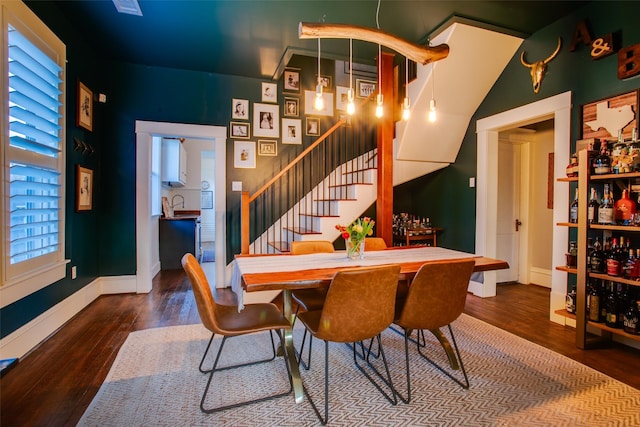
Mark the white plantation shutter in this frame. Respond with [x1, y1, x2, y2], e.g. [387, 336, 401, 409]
[2, 1, 66, 295]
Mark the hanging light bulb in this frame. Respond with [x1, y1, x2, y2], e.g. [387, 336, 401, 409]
[428, 46, 437, 123]
[402, 57, 410, 121]
[347, 38, 355, 116]
[314, 37, 324, 111]
[375, 43, 383, 118]
[428, 98, 437, 122]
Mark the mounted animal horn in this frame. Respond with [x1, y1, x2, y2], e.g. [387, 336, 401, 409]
[520, 37, 562, 94]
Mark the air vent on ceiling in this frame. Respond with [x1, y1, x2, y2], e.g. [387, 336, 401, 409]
[112, 0, 142, 16]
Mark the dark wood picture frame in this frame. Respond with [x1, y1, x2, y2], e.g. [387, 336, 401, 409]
[76, 165, 93, 211]
[77, 81, 93, 131]
[581, 90, 639, 141]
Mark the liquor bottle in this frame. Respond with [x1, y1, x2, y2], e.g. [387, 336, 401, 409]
[587, 187, 599, 224]
[565, 153, 578, 177]
[592, 140, 611, 175]
[612, 130, 628, 174]
[630, 128, 640, 172]
[587, 237, 594, 268]
[606, 238, 622, 277]
[623, 300, 640, 335]
[605, 282, 621, 328]
[617, 284, 630, 329]
[623, 248, 636, 279]
[569, 187, 579, 223]
[590, 237, 605, 273]
[614, 188, 636, 225]
[588, 280, 602, 322]
[598, 184, 615, 225]
[566, 287, 576, 314]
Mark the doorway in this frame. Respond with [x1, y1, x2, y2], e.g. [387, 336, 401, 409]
[475, 91, 571, 306]
[135, 121, 227, 293]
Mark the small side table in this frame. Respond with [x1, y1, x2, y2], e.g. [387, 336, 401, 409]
[393, 227, 443, 247]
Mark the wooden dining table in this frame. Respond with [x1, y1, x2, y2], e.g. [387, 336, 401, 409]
[231, 246, 508, 404]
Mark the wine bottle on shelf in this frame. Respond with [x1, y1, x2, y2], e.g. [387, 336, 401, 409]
[623, 248, 636, 279]
[623, 299, 640, 335]
[592, 140, 611, 175]
[590, 237, 605, 273]
[588, 280, 602, 322]
[588, 187, 599, 224]
[614, 188, 636, 225]
[607, 238, 622, 277]
[569, 187, 579, 223]
[605, 282, 618, 327]
[618, 284, 630, 329]
[598, 184, 615, 225]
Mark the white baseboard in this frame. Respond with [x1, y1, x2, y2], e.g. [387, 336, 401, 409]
[0, 275, 136, 360]
[529, 267, 552, 288]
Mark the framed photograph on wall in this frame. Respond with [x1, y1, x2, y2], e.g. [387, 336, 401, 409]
[234, 140, 256, 169]
[284, 97, 299, 117]
[76, 165, 93, 211]
[336, 86, 350, 111]
[77, 81, 93, 131]
[356, 79, 377, 99]
[261, 82, 277, 103]
[231, 98, 249, 120]
[230, 121, 250, 139]
[282, 118, 302, 144]
[258, 140, 278, 156]
[283, 68, 300, 93]
[253, 103, 280, 138]
[304, 90, 334, 117]
[315, 74, 332, 89]
[306, 117, 320, 136]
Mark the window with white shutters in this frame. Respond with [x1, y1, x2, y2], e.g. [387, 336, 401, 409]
[2, 1, 67, 299]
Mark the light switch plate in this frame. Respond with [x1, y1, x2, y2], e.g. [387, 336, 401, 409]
[232, 181, 242, 191]
[469, 177, 476, 188]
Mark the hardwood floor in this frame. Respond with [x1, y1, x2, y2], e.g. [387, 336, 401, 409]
[1, 272, 639, 426]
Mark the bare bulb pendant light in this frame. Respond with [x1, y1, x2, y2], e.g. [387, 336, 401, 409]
[347, 38, 355, 115]
[402, 57, 410, 121]
[428, 40, 437, 122]
[375, 43, 383, 118]
[314, 37, 324, 111]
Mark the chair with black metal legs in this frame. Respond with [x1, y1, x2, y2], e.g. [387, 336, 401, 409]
[289, 240, 335, 369]
[393, 259, 476, 403]
[297, 264, 401, 425]
[181, 253, 293, 413]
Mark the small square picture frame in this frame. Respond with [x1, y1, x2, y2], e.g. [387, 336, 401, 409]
[282, 118, 302, 144]
[356, 79, 377, 99]
[258, 139, 278, 156]
[262, 82, 277, 103]
[336, 86, 350, 111]
[253, 103, 280, 138]
[283, 68, 300, 93]
[77, 81, 93, 131]
[306, 117, 320, 136]
[230, 121, 250, 139]
[76, 165, 93, 211]
[231, 98, 249, 120]
[284, 97, 299, 117]
[234, 140, 256, 169]
[315, 75, 332, 90]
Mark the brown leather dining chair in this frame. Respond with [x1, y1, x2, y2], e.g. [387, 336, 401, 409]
[393, 259, 476, 403]
[181, 253, 293, 413]
[364, 236, 387, 251]
[297, 264, 401, 425]
[289, 240, 335, 369]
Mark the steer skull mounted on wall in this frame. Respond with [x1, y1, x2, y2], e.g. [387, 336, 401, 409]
[520, 37, 562, 94]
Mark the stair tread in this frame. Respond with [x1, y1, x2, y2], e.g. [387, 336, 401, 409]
[269, 241, 290, 252]
[328, 183, 373, 188]
[284, 227, 322, 235]
[342, 167, 376, 175]
[299, 213, 340, 218]
[314, 198, 357, 201]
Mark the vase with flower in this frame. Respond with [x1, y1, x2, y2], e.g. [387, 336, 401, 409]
[335, 217, 375, 260]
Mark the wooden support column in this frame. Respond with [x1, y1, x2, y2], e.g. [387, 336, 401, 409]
[377, 52, 395, 247]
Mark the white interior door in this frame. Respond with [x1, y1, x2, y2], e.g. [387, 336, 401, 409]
[496, 141, 521, 283]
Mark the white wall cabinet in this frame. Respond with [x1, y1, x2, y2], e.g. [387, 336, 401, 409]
[161, 139, 187, 186]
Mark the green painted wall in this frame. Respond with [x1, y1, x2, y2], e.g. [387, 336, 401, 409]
[394, 1, 640, 254]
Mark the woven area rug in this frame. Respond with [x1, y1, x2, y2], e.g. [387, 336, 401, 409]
[78, 314, 640, 426]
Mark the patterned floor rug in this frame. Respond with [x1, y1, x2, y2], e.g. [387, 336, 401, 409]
[78, 314, 640, 426]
